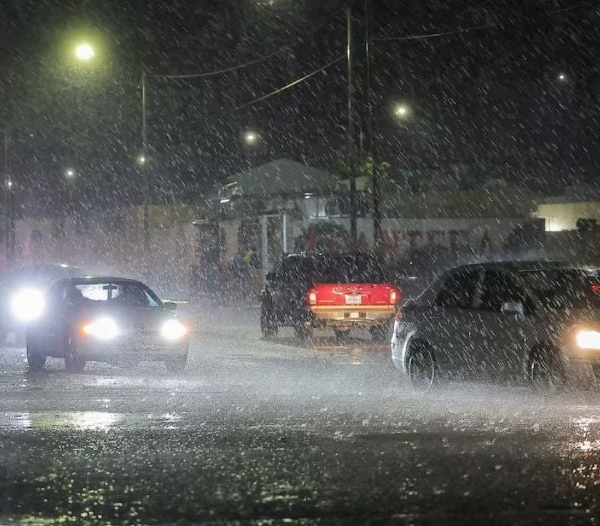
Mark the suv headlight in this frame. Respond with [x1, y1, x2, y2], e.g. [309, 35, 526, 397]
[161, 319, 188, 341]
[577, 330, 600, 350]
[11, 288, 45, 322]
[81, 317, 120, 340]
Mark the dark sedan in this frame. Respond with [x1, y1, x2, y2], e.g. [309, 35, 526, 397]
[26, 277, 190, 372]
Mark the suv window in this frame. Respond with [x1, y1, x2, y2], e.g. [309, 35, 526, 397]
[435, 269, 480, 309]
[480, 271, 526, 312]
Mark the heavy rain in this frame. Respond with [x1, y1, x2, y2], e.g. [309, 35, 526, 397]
[1, 1, 600, 524]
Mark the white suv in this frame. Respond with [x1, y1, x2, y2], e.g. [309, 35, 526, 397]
[392, 261, 600, 391]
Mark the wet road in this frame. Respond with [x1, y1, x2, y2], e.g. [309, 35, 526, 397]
[2, 306, 600, 524]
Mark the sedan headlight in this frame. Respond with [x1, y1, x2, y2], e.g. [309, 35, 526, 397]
[161, 319, 188, 341]
[576, 330, 600, 350]
[81, 317, 120, 340]
[11, 288, 45, 322]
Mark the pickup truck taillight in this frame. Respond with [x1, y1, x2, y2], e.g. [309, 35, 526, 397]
[389, 290, 397, 305]
[307, 288, 317, 305]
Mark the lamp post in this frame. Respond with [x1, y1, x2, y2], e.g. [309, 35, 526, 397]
[64, 168, 76, 215]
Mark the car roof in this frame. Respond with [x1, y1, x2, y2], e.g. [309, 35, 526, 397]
[53, 276, 146, 286]
[447, 260, 599, 273]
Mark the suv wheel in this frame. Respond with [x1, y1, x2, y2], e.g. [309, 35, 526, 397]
[64, 332, 86, 373]
[294, 325, 312, 341]
[165, 353, 187, 373]
[528, 345, 563, 389]
[370, 323, 392, 342]
[260, 303, 278, 338]
[406, 343, 436, 392]
[26, 340, 46, 372]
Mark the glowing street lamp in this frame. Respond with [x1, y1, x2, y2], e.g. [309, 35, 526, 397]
[138, 154, 147, 165]
[558, 72, 568, 83]
[74, 43, 95, 62]
[65, 168, 76, 180]
[393, 103, 411, 119]
[243, 131, 259, 146]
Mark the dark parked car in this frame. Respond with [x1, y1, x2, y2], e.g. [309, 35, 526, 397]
[261, 253, 400, 340]
[26, 277, 190, 372]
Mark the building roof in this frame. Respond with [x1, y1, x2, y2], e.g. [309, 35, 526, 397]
[221, 158, 338, 199]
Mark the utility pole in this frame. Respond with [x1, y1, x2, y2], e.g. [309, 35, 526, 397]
[364, 0, 380, 254]
[347, 7, 357, 248]
[3, 129, 14, 268]
[141, 71, 150, 253]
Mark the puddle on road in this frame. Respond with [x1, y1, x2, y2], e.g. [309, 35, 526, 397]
[0, 411, 188, 432]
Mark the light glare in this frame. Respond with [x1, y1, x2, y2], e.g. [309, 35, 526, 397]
[11, 289, 45, 322]
[576, 330, 600, 350]
[75, 43, 95, 61]
[161, 319, 188, 340]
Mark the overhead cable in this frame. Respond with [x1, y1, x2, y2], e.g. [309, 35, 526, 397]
[235, 55, 344, 110]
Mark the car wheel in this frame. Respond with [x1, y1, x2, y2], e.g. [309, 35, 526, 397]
[26, 339, 46, 372]
[528, 345, 563, 389]
[334, 330, 350, 342]
[165, 353, 187, 373]
[260, 303, 278, 338]
[64, 332, 86, 373]
[294, 325, 312, 341]
[370, 323, 392, 342]
[406, 343, 436, 392]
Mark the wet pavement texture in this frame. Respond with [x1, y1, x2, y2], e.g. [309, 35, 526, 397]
[1, 306, 600, 524]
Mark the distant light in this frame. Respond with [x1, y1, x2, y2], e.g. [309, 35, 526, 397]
[304, 193, 313, 199]
[138, 155, 146, 165]
[75, 43, 95, 61]
[219, 198, 230, 204]
[65, 169, 75, 179]
[243, 131, 258, 145]
[6, 180, 13, 189]
[393, 103, 411, 119]
[558, 72, 568, 82]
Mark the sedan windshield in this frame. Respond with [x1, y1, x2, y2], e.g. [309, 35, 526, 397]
[519, 269, 600, 310]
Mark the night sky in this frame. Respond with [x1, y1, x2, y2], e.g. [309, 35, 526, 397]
[1, 0, 599, 215]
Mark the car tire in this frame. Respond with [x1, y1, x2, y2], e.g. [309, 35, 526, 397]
[370, 323, 392, 342]
[260, 303, 278, 338]
[528, 345, 563, 390]
[294, 325, 312, 341]
[334, 330, 350, 342]
[26, 339, 46, 372]
[64, 332, 86, 373]
[165, 353, 187, 373]
[406, 342, 436, 392]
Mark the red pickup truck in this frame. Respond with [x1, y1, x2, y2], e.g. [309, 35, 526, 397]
[260, 253, 401, 341]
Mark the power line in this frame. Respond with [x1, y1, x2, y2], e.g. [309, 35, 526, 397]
[234, 55, 344, 110]
[373, 22, 501, 43]
[154, 4, 347, 80]
[373, 1, 594, 43]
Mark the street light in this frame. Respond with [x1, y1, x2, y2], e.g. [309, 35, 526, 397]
[393, 103, 411, 119]
[558, 72, 568, 83]
[243, 131, 259, 146]
[65, 168, 76, 180]
[138, 154, 147, 165]
[74, 43, 95, 62]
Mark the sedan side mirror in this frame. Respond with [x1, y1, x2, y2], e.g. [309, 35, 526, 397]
[501, 301, 524, 316]
[164, 301, 177, 311]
